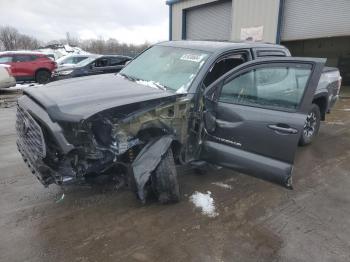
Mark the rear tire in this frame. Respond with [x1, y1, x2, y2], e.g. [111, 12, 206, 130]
[299, 103, 321, 146]
[35, 70, 51, 84]
[152, 148, 180, 204]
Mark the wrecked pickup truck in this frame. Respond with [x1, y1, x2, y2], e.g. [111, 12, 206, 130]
[16, 41, 341, 203]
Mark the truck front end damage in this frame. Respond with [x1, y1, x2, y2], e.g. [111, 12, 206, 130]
[16, 94, 191, 201]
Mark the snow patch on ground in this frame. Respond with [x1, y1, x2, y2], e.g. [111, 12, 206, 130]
[212, 182, 232, 189]
[0, 83, 41, 92]
[325, 121, 345, 126]
[189, 191, 218, 218]
[340, 108, 350, 111]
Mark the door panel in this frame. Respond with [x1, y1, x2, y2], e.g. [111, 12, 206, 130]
[13, 55, 35, 77]
[213, 103, 306, 163]
[201, 140, 292, 186]
[201, 57, 325, 187]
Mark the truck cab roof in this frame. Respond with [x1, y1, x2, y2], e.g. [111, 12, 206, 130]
[157, 40, 288, 53]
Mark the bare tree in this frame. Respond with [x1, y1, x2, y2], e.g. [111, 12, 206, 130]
[0, 25, 41, 51]
[0, 25, 149, 57]
[80, 37, 149, 57]
[17, 35, 40, 50]
[66, 32, 79, 47]
[0, 26, 19, 50]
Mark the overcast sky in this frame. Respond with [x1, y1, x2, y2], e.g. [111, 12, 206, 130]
[0, 0, 169, 44]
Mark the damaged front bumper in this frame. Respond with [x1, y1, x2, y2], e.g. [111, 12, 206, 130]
[16, 95, 183, 200]
[17, 141, 76, 186]
[16, 96, 77, 186]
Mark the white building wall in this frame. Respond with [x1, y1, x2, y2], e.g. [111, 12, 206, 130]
[231, 0, 280, 43]
[170, 0, 280, 43]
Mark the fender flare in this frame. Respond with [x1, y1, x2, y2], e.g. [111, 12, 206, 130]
[312, 93, 328, 119]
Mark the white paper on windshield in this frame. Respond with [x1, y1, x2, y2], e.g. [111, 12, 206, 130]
[180, 54, 205, 63]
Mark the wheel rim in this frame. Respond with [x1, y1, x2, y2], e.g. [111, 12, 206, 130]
[304, 111, 317, 138]
[37, 72, 49, 83]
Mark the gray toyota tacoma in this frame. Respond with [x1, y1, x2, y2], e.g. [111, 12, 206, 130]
[16, 41, 341, 203]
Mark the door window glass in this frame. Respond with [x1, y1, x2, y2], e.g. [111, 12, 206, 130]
[204, 53, 248, 87]
[73, 56, 87, 63]
[0, 56, 13, 63]
[14, 55, 35, 62]
[94, 58, 109, 67]
[219, 65, 312, 110]
[62, 57, 74, 64]
[110, 57, 123, 66]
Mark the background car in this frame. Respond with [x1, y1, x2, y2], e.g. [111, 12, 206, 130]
[0, 51, 57, 84]
[56, 54, 92, 67]
[0, 64, 16, 88]
[52, 55, 131, 81]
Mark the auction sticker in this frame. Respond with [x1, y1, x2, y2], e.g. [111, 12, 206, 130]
[180, 54, 206, 63]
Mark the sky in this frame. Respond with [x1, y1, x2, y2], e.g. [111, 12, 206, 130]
[0, 0, 169, 45]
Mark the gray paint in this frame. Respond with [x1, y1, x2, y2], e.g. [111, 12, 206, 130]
[282, 0, 350, 41]
[201, 57, 325, 187]
[23, 74, 179, 122]
[185, 1, 232, 40]
[202, 140, 293, 186]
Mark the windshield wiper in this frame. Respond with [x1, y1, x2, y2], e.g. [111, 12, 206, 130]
[119, 73, 174, 92]
[119, 73, 139, 82]
[150, 81, 167, 91]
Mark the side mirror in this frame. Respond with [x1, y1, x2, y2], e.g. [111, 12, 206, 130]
[202, 82, 220, 133]
[204, 110, 217, 133]
[204, 81, 222, 102]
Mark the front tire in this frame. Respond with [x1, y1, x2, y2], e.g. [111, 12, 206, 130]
[299, 104, 321, 146]
[152, 148, 180, 204]
[35, 70, 51, 84]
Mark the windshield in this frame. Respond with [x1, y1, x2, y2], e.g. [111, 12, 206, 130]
[120, 46, 210, 92]
[76, 56, 99, 67]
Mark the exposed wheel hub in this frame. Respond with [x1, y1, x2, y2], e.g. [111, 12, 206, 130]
[304, 112, 317, 138]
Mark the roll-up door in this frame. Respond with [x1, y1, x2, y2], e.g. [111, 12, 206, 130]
[186, 1, 232, 41]
[281, 0, 350, 41]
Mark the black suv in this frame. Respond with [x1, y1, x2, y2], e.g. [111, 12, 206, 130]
[52, 54, 132, 80]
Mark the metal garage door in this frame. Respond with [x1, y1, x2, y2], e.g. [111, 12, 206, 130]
[281, 0, 350, 41]
[186, 0, 232, 40]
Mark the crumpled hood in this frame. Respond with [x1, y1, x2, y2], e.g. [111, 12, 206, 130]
[23, 74, 179, 122]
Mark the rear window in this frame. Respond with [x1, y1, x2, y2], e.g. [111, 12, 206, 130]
[0, 56, 13, 63]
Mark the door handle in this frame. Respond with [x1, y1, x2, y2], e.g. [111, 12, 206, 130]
[268, 124, 298, 135]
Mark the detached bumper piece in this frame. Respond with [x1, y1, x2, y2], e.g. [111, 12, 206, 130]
[132, 135, 174, 202]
